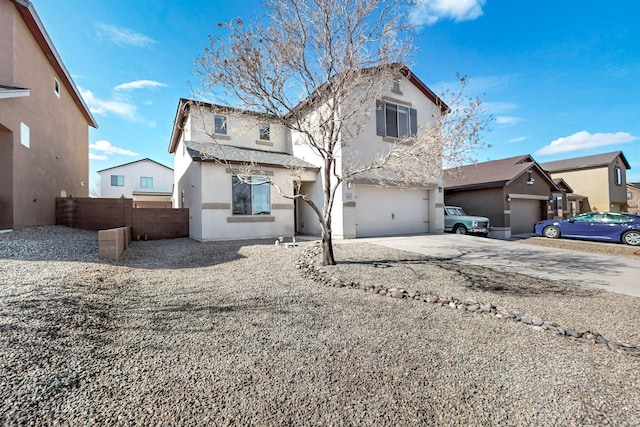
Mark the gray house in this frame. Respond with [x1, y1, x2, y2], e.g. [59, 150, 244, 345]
[443, 155, 560, 239]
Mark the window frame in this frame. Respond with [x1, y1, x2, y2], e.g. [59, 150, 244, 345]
[232, 176, 271, 215]
[54, 78, 61, 98]
[140, 177, 153, 188]
[614, 166, 622, 185]
[259, 123, 270, 141]
[110, 175, 125, 187]
[214, 114, 228, 135]
[376, 100, 417, 139]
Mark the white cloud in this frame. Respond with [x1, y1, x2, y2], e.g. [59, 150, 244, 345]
[95, 23, 155, 48]
[114, 80, 167, 91]
[80, 87, 137, 118]
[90, 140, 138, 157]
[495, 116, 521, 125]
[79, 86, 157, 126]
[509, 136, 528, 143]
[89, 153, 108, 160]
[536, 131, 639, 155]
[411, 0, 485, 26]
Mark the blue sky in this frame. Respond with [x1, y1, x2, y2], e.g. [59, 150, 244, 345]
[33, 0, 640, 193]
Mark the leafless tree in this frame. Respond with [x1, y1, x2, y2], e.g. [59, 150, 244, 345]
[195, 0, 488, 265]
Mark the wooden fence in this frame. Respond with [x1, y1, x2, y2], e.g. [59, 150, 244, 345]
[56, 197, 189, 240]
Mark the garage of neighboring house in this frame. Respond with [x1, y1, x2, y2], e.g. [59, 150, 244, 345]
[354, 185, 429, 237]
[509, 197, 546, 235]
[443, 155, 560, 239]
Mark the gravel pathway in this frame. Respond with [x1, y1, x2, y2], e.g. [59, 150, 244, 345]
[1, 226, 639, 426]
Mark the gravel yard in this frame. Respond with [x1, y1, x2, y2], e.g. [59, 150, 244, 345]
[1, 226, 639, 426]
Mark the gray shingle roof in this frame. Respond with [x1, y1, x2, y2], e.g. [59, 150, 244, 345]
[540, 151, 630, 172]
[443, 154, 559, 191]
[186, 142, 319, 170]
[443, 155, 533, 188]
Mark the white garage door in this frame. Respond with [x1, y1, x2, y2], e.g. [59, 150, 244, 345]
[355, 186, 429, 237]
[510, 199, 543, 235]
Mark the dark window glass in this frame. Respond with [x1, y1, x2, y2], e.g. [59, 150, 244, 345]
[111, 175, 124, 186]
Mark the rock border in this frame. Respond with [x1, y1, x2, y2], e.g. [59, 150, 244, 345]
[296, 243, 640, 357]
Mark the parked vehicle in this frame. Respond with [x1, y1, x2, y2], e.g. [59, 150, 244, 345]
[444, 206, 490, 236]
[534, 212, 640, 246]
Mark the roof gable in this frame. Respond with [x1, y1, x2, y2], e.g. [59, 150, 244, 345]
[444, 154, 558, 190]
[97, 158, 173, 173]
[540, 151, 630, 173]
[11, 0, 97, 128]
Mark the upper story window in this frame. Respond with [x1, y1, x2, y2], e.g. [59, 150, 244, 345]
[628, 191, 633, 200]
[54, 78, 60, 98]
[140, 177, 153, 188]
[214, 114, 227, 135]
[376, 100, 417, 139]
[232, 176, 270, 215]
[392, 78, 401, 93]
[111, 175, 124, 186]
[259, 123, 270, 141]
[614, 166, 622, 185]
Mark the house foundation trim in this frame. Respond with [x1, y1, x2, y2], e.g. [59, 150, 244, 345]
[227, 216, 275, 223]
[202, 203, 231, 209]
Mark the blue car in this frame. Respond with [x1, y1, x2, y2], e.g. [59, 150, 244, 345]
[534, 212, 640, 246]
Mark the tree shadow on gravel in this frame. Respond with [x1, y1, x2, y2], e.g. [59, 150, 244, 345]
[329, 255, 600, 298]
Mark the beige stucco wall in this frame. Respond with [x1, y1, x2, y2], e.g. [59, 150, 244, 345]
[550, 168, 611, 212]
[186, 106, 289, 154]
[196, 163, 295, 241]
[291, 73, 445, 238]
[0, 1, 90, 228]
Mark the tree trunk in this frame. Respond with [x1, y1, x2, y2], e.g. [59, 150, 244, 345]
[321, 229, 336, 266]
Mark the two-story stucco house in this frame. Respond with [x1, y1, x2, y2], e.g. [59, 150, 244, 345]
[0, 0, 97, 230]
[97, 158, 174, 207]
[541, 151, 631, 213]
[169, 67, 447, 241]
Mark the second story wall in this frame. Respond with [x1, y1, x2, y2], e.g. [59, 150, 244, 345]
[185, 105, 290, 154]
[550, 168, 610, 212]
[0, 0, 93, 227]
[100, 160, 173, 199]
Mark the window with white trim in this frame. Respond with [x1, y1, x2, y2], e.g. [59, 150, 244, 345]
[140, 177, 153, 188]
[259, 123, 270, 141]
[232, 176, 270, 215]
[54, 78, 60, 98]
[214, 114, 227, 135]
[376, 100, 417, 138]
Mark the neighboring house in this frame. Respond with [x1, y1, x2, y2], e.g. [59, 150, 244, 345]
[443, 155, 560, 239]
[0, 0, 97, 230]
[627, 182, 640, 214]
[98, 158, 174, 208]
[169, 67, 447, 241]
[541, 151, 631, 213]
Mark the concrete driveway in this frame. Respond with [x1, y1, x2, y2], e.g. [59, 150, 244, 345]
[348, 234, 640, 297]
